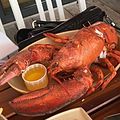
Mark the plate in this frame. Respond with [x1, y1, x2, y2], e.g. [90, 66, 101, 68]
[8, 30, 78, 93]
[8, 76, 29, 94]
[46, 107, 92, 120]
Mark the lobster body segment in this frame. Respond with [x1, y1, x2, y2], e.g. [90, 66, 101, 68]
[0, 22, 120, 116]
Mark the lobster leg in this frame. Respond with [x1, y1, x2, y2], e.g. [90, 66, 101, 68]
[99, 58, 117, 89]
[50, 66, 71, 95]
[44, 33, 69, 44]
[87, 65, 104, 95]
[108, 50, 120, 63]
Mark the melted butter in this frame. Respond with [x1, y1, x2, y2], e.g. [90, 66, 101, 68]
[24, 67, 45, 81]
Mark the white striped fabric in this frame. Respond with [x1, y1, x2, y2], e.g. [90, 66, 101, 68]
[46, 0, 56, 21]
[8, 0, 26, 29]
[35, 0, 46, 21]
[56, 0, 65, 20]
[0, 19, 6, 34]
[77, 0, 87, 12]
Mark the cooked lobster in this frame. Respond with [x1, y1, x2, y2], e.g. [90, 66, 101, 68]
[0, 22, 120, 116]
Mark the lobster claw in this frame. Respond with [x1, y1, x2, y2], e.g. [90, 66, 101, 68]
[0, 50, 31, 86]
[9, 69, 92, 116]
[44, 33, 69, 44]
[0, 64, 21, 86]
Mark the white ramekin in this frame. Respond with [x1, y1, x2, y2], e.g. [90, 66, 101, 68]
[22, 64, 48, 91]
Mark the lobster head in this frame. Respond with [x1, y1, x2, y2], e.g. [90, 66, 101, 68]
[91, 22, 118, 50]
[48, 44, 82, 77]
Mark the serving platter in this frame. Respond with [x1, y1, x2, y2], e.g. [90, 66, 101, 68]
[7, 29, 120, 119]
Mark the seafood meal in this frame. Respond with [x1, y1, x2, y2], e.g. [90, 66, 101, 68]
[0, 22, 120, 116]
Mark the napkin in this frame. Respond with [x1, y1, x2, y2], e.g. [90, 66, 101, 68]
[0, 32, 19, 60]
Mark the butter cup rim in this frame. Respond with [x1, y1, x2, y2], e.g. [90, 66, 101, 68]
[22, 63, 47, 84]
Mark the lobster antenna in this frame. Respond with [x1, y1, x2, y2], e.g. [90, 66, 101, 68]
[82, 21, 91, 28]
[88, 21, 91, 25]
[104, 63, 120, 79]
[82, 24, 86, 27]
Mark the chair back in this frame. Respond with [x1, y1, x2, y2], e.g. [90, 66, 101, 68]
[0, 0, 86, 33]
